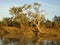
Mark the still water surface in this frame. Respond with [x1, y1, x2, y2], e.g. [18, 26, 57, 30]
[0, 39, 59, 45]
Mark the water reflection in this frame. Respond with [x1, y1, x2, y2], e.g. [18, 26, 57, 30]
[0, 39, 3, 45]
[0, 39, 59, 45]
[43, 40, 57, 45]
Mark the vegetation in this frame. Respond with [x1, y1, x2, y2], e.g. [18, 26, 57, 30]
[0, 2, 60, 45]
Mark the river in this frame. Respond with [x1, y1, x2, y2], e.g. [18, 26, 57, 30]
[0, 39, 59, 45]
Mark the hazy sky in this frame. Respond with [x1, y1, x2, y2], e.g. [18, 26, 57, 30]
[0, 0, 60, 21]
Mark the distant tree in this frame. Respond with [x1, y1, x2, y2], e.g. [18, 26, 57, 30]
[2, 18, 10, 26]
[45, 20, 52, 28]
[53, 16, 60, 29]
[53, 16, 60, 22]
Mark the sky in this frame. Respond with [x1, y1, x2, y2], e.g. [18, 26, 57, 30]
[0, 0, 60, 21]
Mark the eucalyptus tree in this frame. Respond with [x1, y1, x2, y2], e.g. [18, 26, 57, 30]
[23, 2, 46, 33]
[9, 2, 47, 45]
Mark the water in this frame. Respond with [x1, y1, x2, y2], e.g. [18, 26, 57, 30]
[43, 40, 57, 45]
[0, 39, 58, 45]
[0, 39, 3, 45]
